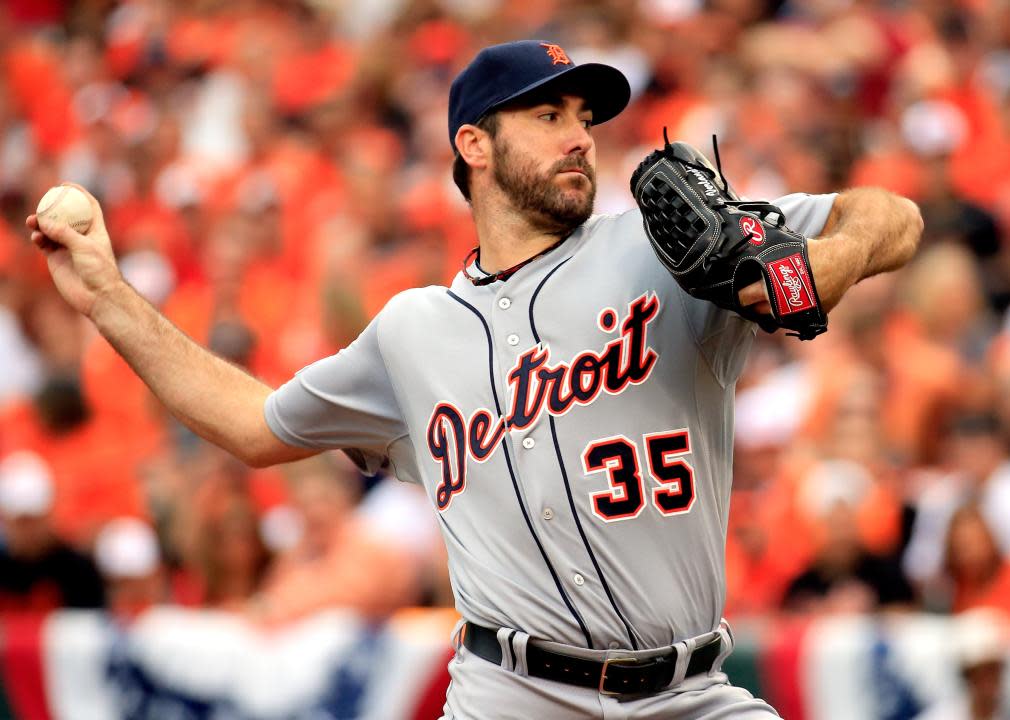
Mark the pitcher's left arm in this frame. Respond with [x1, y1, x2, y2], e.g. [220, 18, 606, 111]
[740, 187, 923, 313]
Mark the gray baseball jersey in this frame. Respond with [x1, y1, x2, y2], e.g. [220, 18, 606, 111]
[265, 193, 835, 651]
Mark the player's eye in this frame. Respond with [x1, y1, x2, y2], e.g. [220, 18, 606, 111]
[539, 112, 559, 122]
[581, 118, 593, 129]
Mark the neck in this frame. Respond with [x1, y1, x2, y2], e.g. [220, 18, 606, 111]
[472, 193, 572, 274]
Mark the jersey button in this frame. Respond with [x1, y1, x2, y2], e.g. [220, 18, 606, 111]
[522, 437, 535, 449]
[498, 297, 512, 309]
[608, 642, 620, 650]
[542, 508, 554, 520]
[573, 573, 585, 586]
[507, 334, 520, 346]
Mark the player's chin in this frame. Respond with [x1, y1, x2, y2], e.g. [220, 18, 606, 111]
[544, 194, 594, 229]
[554, 176, 594, 204]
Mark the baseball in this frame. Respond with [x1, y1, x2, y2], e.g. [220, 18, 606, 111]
[36, 185, 93, 234]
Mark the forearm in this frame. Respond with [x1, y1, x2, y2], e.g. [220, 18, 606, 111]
[810, 188, 923, 311]
[89, 280, 286, 465]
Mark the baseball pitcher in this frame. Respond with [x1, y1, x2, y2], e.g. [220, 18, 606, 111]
[29, 40, 922, 719]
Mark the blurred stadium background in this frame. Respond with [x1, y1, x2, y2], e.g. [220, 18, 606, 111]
[2, 0, 1010, 718]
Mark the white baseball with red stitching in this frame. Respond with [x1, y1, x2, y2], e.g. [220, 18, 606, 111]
[36, 185, 93, 234]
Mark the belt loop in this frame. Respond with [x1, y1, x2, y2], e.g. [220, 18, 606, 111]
[670, 636, 697, 687]
[451, 618, 467, 666]
[451, 618, 467, 651]
[496, 628, 517, 671]
[512, 631, 530, 677]
[713, 620, 735, 673]
[495, 628, 531, 677]
[719, 618, 736, 650]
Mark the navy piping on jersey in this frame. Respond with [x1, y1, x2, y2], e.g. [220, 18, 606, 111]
[528, 259, 642, 651]
[446, 289, 595, 649]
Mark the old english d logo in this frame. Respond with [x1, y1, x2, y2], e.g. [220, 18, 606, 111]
[541, 43, 571, 65]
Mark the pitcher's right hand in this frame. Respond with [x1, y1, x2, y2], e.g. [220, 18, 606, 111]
[27, 184, 123, 319]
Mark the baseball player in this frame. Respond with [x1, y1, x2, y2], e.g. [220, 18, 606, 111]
[29, 40, 922, 719]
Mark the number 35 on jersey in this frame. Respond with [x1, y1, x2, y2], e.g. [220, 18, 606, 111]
[582, 429, 696, 522]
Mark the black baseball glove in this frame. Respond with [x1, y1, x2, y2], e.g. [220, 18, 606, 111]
[630, 132, 827, 340]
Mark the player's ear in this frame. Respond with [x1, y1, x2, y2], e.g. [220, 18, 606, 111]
[455, 125, 490, 171]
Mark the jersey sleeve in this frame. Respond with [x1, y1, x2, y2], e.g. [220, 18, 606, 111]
[681, 192, 837, 387]
[773, 193, 837, 237]
[264, 313, 407, 474]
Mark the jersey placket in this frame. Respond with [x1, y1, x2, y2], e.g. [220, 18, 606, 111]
[491, 281, 546, 521]
[488, 272, 606, 648]
[523, 255, 645, 651]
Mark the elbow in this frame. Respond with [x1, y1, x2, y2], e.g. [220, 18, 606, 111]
[237, 435, 318, 469]
[241, 450, 275, 469]
[899, 197, 924, 263]
[230, 434, 281, 469]
[227, 443, 271, 469]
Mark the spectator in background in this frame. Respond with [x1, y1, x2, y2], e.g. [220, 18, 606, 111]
[0, 234, 44, 406]
[723, 487, 800, 618]
[249, 454, 422, 624]
[942, 504, 1010, 615]
[153, 442, 288, 609]
[0, 451, 105, 612]
[880, 243, 992, 465]
[904, 412, 1010, 599]
[189, 480, 271, 610]
[0, 0, 1008, 656]
[782, 460, 914, 613]
[915, 608, 1010, 720]
[94, 516, 165, 621]
[0, 374, 149, 545]
[357, 473, 450, 607]
[913, 124, 1008, 313]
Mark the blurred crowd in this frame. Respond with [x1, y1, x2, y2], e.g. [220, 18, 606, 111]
[2, 0, 1010, 697]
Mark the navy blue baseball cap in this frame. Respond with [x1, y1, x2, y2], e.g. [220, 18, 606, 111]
[448, 40, 631, 150]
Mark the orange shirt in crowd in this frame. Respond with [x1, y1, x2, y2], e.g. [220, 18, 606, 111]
[724, 532, 798, 618]
[3, 37, 79, 154]
[162, 262, 300, 385]
[0, 401, 147, 545]
[80, 336, 166, 461]
[880, 314, 965, 463]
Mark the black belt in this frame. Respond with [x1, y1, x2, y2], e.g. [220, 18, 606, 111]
[462, 622, 722, 697]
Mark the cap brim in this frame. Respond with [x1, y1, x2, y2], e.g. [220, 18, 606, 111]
[487, 62, 631, 127]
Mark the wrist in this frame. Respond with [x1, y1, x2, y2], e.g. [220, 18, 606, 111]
[807, 236, 862, 311]
[87, 277, 133, 326]
[818, 230, 872, 275]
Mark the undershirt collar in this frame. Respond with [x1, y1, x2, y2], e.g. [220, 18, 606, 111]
[461, 235, 570, 286]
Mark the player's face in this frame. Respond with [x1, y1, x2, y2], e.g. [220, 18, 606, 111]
[492, 94, 596, 233]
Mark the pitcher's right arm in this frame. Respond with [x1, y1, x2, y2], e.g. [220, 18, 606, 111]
[28, 186, 316, 468]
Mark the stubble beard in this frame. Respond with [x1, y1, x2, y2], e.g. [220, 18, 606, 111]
[492, 137, 596, 235]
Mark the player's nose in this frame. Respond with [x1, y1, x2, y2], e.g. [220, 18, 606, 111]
[560, 118, 593, 156]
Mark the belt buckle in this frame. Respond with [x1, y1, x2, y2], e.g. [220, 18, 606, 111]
[599, 655, 640, 696]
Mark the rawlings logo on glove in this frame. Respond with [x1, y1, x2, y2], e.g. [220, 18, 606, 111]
[630, 131, 828, 340]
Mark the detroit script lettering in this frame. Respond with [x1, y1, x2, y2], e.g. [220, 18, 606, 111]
[427, 294, 660, 510]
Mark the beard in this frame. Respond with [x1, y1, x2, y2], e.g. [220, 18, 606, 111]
[492, 137, 596, 235]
